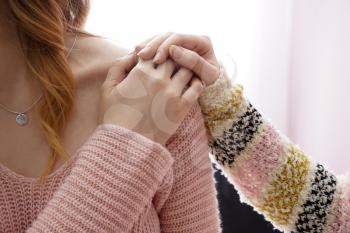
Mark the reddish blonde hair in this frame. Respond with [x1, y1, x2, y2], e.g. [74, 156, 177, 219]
[7, 0, 98, 182]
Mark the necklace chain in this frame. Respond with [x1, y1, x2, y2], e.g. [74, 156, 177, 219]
[0, 93, 44, 115]
[0, 34, 78, 125]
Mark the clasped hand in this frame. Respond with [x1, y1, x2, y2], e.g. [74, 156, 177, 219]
[100, 32, 220, 145]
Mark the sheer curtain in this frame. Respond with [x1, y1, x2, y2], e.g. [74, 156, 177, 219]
[289, 0, 350, 175]
[85, 0, 348, 175]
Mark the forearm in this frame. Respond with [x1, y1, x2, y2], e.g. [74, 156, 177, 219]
[159, 104, 221, 233]
[199, 68, 350, 232]
[27, 124, 173, 233]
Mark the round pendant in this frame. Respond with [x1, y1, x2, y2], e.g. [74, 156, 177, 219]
[16, 113, 28, 126]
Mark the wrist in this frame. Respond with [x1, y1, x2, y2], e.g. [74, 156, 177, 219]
[205, 59, 221, 86]
[102, 118, 169, 146]
[99, 120, 169, 147]
[206, 61, 228, 87]
[199, 63, 233, 108]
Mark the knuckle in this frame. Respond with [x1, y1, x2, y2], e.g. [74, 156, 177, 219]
[154, 33, 161, 39]
[133, 66, 152, 81]
[151, 77, 167, 88]
[192, 78, 204, 92]
[164, 59, 175, 69]
[172, 33, 181, 40]
[164, 88, 178, 98]
[196, 84, 205, 93]
[135, 44, 144, 51]
[178, 68, 193, 77]
[202, 35, 212, 43]
[135, 62, 152, 75]
[165, 31, 174, 37]
[133, 66, 146, 76]
[193, 56, 204, 71]
[193, 84, 203, 94]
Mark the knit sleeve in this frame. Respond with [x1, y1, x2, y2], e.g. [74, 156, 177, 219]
[26, 124, 174, 233]
[157, 103, 222, 233]
[198, 69, 350, 233]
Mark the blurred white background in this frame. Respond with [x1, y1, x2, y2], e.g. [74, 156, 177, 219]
[85, 0, 350, 175]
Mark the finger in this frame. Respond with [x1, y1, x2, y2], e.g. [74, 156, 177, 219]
[134, 35, 157, 54]
[103, 53, 139, 91]
[153, 34, 211, 64]
[181, 76, 204, 105]
[155, 59, 176, 81]
[137, 32, 173, 60]
[114, 53, 139, 74]
[169, 45, 219, 85]
[171, 67, 193, 95]
[135, 58, 175, 82]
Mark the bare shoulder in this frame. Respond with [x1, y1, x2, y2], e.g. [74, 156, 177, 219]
[69, 34, 131, 87]
[61, 34, 132, 151]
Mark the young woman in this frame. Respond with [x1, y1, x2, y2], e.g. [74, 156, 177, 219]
[0, 1, 221, 233]
[2, 1, 348, 233]
[27, 31, 350, 233]
[133, 33, 350, 233]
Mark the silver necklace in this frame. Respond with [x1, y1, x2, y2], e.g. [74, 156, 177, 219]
[0, 34, 78, 126]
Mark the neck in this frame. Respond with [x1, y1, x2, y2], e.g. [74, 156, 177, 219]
[0, 1, 73, 111]
[0, 1, 35, 110]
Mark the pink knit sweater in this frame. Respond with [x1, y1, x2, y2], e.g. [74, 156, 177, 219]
[0, 104, 221, 233]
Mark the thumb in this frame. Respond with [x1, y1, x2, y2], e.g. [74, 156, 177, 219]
[103, 52, 139, 91]
[169, 45, 218, 85]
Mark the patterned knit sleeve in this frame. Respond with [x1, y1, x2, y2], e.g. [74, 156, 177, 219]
[27, 124, 174, 233]
[198, 67, 350, 233]
[157, 103, 222, 233]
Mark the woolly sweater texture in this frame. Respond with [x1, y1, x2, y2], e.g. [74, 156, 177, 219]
[1, 65, 349, 233]
[1, 104, 221, 232]
[198, 68, 350, 233]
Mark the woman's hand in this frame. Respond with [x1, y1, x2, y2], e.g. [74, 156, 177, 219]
[100, 53, 204, 145]
[135, 32, 220, 86]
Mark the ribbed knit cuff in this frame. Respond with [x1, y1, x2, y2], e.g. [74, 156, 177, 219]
[199, 65, 245, 139]
[199, 64, 233, 115]
[27, 124, 173, 233]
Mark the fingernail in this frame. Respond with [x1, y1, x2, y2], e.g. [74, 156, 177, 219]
[153, 51, 162, 63]
[137, 46, 149, 56]
[170, 45, 182, 59]
[134, 45, 142, 52]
